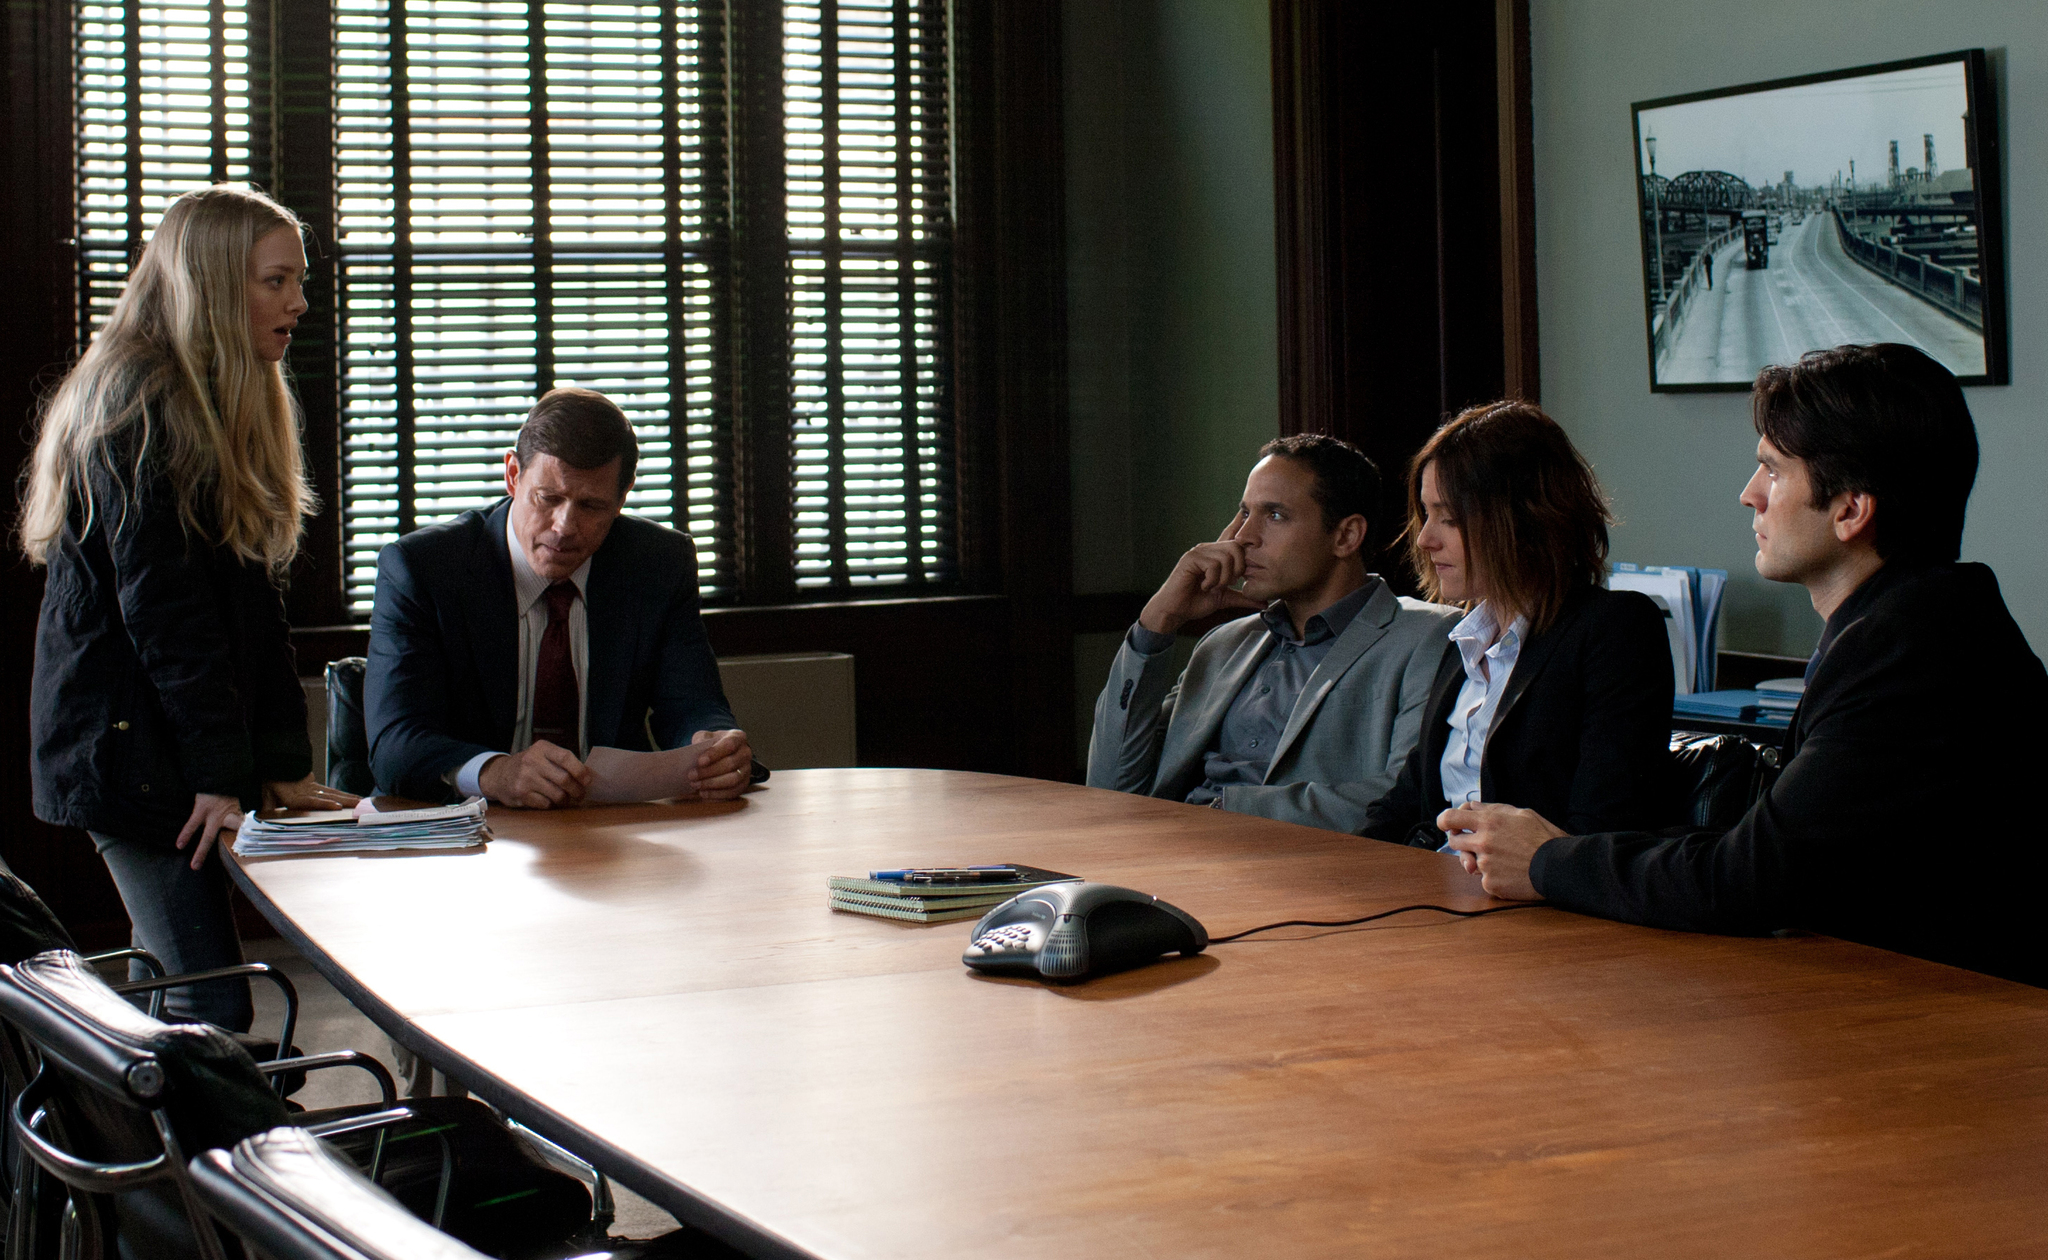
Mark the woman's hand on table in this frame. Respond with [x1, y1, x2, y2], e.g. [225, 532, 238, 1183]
[176, 792, 244, 871]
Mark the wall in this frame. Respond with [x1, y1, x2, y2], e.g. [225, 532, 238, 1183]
[1063, 0, 1279, 751]
[1531, 0, 2048, 658]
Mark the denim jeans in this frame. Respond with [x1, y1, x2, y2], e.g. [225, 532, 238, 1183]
[89, 831, 253, 1032]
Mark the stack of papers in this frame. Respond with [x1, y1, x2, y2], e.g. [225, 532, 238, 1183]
[1755, 677, 1804, 715]
[828, 866, 1078, 924]
[1609, 564, 1728, 694]
[234, 797, 491, 857]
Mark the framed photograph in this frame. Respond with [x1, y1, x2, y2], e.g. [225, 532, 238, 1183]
[1632, 50, 2007, 391]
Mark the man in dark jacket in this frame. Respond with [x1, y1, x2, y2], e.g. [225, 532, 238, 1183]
[367, 388, 752, 807]
[1441, 344, 2047, 987]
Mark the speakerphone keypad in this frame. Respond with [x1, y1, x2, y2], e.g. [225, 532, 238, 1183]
[972, 923, 1035, 952]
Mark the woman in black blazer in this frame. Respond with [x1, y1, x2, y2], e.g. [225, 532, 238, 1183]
[1357, 402, 1674, 850]
[21, 187, 358, 1028]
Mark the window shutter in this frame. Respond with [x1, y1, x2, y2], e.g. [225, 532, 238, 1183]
[75, 0, 258, 346]
[335, 0, 728, 612]
[786, 0, 954, 589]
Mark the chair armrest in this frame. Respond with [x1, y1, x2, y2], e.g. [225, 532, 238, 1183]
[303, 1104, 454, 1224]
[257, 1051, 398, 1109]
[11, 1074, 169, 1193]
[84, 947, 164, 978]
[114, 962, 300, 1089]
[84, 948, 166, 1017]
[301, 1105, 416, 1142]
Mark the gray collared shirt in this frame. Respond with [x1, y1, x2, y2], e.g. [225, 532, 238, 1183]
[1128, 580, 1377, 805]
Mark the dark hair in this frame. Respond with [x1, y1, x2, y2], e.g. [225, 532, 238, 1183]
[1751, 343, 1976, 564]
[1256, 433, 1382, 536]
[1405, 400, 1611, 633]
[514, 387, 638, 494]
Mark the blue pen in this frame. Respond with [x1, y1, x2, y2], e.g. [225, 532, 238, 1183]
[869, 865, 1016, 882]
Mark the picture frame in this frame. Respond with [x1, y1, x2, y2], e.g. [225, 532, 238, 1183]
[1632, 49, 2007, 392]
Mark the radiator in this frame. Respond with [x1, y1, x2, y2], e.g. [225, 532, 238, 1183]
[716, 651, 858, 769]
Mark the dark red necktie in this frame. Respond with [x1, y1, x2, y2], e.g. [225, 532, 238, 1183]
[532, 580, 580, 751]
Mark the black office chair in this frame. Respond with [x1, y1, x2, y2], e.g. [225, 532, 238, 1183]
[1669, 731, 1782, 832]
[0, 951, 595, 1260]
[0, 949, 417, 1260]
[325, 659, 375, 798]
[0, 864, 321, 1260]
[0, 866, 308, 1088]
[192, 1126, 750, 1260]
[190, 1126, 488, 1260]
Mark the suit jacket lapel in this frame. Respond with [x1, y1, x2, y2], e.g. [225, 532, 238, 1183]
[582, 532, 638, 749]
[1490, 591, 1587, 735]
[1264, 581, 1395, 778]
[470, 501, 520, 745]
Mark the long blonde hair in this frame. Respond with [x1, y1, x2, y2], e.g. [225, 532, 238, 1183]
[18, 185, 314, 575]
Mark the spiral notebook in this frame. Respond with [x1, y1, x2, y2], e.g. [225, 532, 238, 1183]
[827, 864, 1077, 924]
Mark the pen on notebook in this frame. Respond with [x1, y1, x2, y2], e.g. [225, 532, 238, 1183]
[868, 865, 1018, 882]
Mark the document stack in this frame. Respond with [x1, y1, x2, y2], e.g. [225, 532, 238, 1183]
[1608, 563, 1728, 694]
[828, 865, 1078, 924]
[1672, 678, 1802, 728]
[1754, 676, 1803, 717]
[234, 797, 491, 857]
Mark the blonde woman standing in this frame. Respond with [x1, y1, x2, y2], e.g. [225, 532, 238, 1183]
[20, 186, 357, 1029]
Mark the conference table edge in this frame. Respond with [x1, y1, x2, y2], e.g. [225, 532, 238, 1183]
[224, 851, 816, 1260]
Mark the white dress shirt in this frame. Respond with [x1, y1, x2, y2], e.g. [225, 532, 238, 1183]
[1438, 600, 1527, 814]
[451, 516, 593, 795]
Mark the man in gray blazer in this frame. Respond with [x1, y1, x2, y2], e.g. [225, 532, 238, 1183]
[1087, 435, 1458, 833]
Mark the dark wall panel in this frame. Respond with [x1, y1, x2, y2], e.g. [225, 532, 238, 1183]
[0, 0, 129, 946]
[1272, 0, 1532, 586]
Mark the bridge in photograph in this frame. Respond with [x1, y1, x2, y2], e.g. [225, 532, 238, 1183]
[1654, 211, 1984, 385]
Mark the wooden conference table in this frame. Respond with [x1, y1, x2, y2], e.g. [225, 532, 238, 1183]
[228, 769, 2048, 1259]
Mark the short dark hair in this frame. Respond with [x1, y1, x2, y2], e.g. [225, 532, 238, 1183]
[1405, 400, 1611, 634]
[514, 387, 638, 494]
[1751, 343, 1977, 564]
[1256, 433, 1382, 536]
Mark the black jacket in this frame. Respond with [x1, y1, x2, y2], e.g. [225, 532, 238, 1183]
[31, 431, 311, 844]
[1533, 561, 2047, 987]
[365, 499, 737, 802]
[1358, 585, 1677, 847]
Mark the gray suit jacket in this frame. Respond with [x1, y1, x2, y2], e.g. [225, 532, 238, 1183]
[1086, 579, 1460, 833]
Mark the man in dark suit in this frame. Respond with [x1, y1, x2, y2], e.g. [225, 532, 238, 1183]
[1441, 344, 2047, 987]
[367, 388, 752, 808]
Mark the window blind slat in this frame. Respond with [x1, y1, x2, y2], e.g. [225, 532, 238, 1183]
[786, 0, 951, 589]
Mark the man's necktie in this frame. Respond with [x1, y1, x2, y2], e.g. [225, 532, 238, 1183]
[532, 580, 580, 751]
